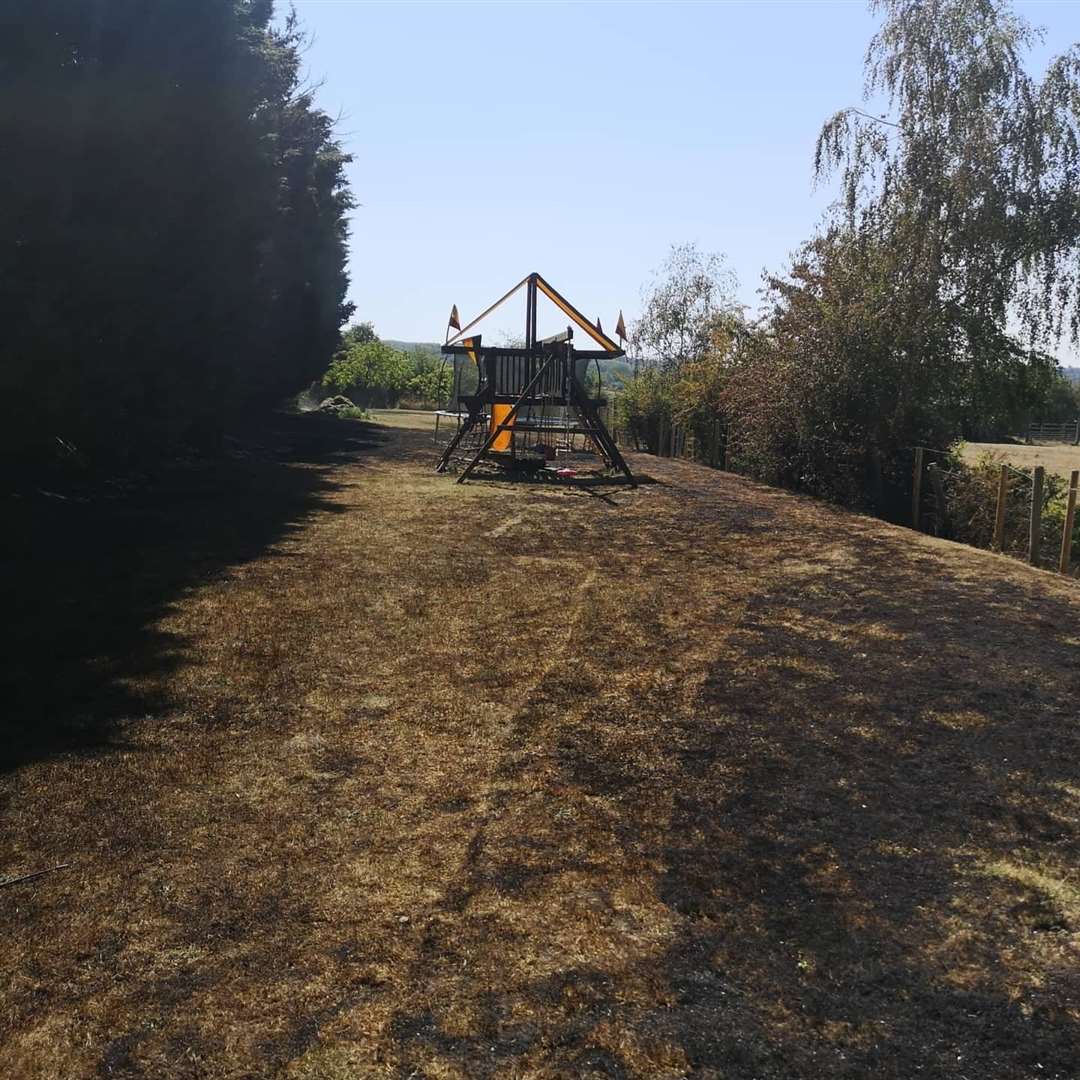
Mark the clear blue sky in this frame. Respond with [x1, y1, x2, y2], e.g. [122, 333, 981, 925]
[289, 0, 1080, 345]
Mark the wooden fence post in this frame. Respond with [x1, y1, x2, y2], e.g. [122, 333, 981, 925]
[911, 447, 924, 530]
[928, 463, 946, 534]
[1073, 418, 1079, 447]
[992, 464, 1008, 553]
[1029, 465, 1045, 567]
[1059, 469, 1079, 574]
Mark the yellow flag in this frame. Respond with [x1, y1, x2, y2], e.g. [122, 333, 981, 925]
[448, 304, 461, 332]
[615, 310, 626, 340]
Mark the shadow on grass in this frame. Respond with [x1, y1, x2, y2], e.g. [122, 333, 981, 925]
[0, 410, 380, 774]
[384, 475, 1080, 1078]
[602, 509, 1079, 1076]
[445, 460, 657, 488]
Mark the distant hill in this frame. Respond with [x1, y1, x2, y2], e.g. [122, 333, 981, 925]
[592, 357, 633, 389]
[385, 340, 440, 355]
[1062, 366, 1080, 384]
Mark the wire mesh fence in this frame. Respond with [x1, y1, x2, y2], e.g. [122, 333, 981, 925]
[912, 449, 1080, 575]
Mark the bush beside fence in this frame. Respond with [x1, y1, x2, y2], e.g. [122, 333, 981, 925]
[914, 448, 1080, 574]
[616, 416, 1080, 577]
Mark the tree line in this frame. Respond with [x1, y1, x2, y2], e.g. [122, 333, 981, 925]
[1, 1, 352, 465]
[321, 324, 454, 409]
[620, 0, 1080, 520]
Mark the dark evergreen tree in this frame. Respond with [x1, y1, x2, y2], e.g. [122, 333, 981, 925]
[0, 0, 353, 464]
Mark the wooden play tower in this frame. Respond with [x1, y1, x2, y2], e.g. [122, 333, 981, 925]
[435, 273, 634, 485]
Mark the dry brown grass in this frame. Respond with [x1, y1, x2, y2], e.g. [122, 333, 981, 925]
[961, 440, 1080, 480]
[367, 409, 439, 432]
[2, 414, 1080, 1078]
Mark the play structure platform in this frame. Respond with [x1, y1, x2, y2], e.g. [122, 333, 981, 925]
[435, 273, 634, 485]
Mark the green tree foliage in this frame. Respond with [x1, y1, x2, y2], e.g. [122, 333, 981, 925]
[618, 2, 1078, 513]
[322, 333, 452, 408]
[720, 232, 1061, 510]
[671, 316, 744, 447]
[619, 244, 741, 449]
[342, 323, 378, 348]
[0, 1, 353, 463]
[816, 0, 1080, 348]
[718, 0, 1079, 512]
[632, 243, 739, 373]
[724, 230, 952, 504]
[616, 369, 674, 454]
[1039, 373, 1080, 424]
[405, 350, 453, 406]
[323, 340, 411, 407]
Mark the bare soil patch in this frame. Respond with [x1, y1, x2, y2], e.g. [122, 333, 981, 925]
[3, 414, 1079, 1078]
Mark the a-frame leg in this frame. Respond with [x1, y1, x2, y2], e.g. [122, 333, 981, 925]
[569, 381, 635, 486]
[436, 408, 482, 473]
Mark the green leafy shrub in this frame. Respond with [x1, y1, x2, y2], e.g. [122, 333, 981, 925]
[931, 448, 1079, 570]
[616, 369, 674, 454]
[322, 332, 453, 410]
[403, 352, 452, 408]
[323, 341, 411, 407]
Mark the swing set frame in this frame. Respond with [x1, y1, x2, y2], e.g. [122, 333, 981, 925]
[435, 273, 635, 486]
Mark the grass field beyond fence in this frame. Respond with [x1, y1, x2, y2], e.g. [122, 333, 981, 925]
[960, 440, 1080, 480]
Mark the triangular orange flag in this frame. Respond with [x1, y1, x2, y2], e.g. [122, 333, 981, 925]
[448, 304, 461, 332]
[615, 310, 626, 340]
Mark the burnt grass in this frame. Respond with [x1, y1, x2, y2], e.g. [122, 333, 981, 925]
[2, 414, 1079, 1078]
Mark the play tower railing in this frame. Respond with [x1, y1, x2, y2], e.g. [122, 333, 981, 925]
[434, 273, 634, 485]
